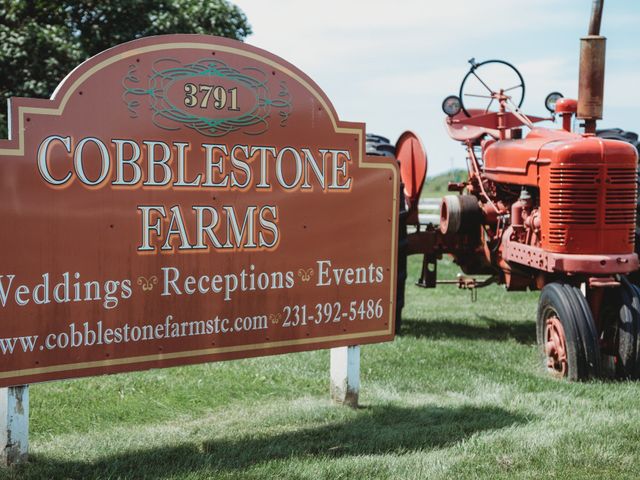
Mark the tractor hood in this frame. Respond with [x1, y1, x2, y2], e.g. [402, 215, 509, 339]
[483, 127, 638, 187]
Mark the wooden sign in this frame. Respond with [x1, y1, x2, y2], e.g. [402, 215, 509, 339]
[0, 35, 398, 386]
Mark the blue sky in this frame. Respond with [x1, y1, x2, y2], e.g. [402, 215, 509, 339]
[235, 0, 639, 176]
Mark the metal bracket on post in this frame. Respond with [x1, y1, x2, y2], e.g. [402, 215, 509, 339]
[330, 345, 360, 407]
[0, 385, 29, 466]
[416, 254, 438, 288]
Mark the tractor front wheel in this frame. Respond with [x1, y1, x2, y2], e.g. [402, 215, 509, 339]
[537, 283, 601, 381]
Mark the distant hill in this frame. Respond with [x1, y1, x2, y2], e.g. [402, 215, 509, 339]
[421, 169, 467, 198]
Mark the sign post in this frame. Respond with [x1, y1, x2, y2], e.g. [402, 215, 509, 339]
[330, 346, 360, 407]
[0, 386, 28, 465]
[0, 35, 398, 460]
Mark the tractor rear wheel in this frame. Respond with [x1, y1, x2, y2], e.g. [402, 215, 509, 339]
[366, 134, 407, 334]
[596, 128, 639, 151]
[537, 283, 601, 380]
[600, 277, 640, 379]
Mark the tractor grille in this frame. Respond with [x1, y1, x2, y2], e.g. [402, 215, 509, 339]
[605, 167, 637, 225]
[608, 168, 637, 184]
[548, 167, 599, 226]
[549, 188, 597, 203]
[548, 166, 637, 227]
[605, 209, 636, 224]
[548, 207, 597, 224]
[547, 165, 638, 251]
[545, 162, 637, 253]
[606, 189, 637, 203]
[549, 167, 599, 184]
[548, 227, 567, 246]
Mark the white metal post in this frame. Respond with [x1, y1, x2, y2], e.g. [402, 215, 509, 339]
[330, 345, 360, 407]
[0, 385, 29, 465]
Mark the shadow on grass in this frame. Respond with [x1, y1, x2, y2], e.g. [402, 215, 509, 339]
[14, 404, 529, 479]
[399, 316, 536, 344]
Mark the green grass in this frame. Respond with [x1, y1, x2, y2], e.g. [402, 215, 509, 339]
[421, 169, 466, 198]
[4, 257, 640, 479]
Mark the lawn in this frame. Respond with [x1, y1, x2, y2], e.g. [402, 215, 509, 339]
[421, 170, 466, 198]
[4, 256, 640, 479]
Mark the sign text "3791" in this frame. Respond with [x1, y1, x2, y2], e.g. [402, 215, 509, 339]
[184, 83, 240, 111]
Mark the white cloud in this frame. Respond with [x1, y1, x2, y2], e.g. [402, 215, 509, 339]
[235, 0, 640, 175]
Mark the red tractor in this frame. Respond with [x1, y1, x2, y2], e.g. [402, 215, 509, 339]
[375, 0, 640, 381]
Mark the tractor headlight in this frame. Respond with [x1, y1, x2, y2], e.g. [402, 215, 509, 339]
[442, 95, 462, 117]
[545, 92, 563, 113]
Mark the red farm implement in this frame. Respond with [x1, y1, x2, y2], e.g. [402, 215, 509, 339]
[373, 0, 640, 380]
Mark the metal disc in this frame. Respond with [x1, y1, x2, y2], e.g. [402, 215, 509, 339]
[395, 131, 427, 207]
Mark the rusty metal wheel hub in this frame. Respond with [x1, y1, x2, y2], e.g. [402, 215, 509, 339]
[545, 315, 568, 378]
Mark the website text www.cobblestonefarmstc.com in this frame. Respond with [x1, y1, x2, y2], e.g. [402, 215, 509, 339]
[0, 314, 268, 355]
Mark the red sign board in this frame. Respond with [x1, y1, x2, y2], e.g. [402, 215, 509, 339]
[0, 35, 398, 386]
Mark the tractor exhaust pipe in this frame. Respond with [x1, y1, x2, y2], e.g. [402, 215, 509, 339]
[587, 0, 604, 35]
[577, 0, 606, 133]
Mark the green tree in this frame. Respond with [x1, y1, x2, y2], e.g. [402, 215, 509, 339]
[0, 0, 252, 138]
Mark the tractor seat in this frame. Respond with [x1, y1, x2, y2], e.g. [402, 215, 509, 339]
[445, 109, 498, 142]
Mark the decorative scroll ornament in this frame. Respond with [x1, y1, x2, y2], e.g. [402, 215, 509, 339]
[137, 275, 159, 292]
[122, 58, 292, 137]
[298, 268, 314, 282]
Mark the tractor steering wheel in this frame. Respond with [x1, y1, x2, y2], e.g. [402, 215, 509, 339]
[459, 58, 525, 117]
